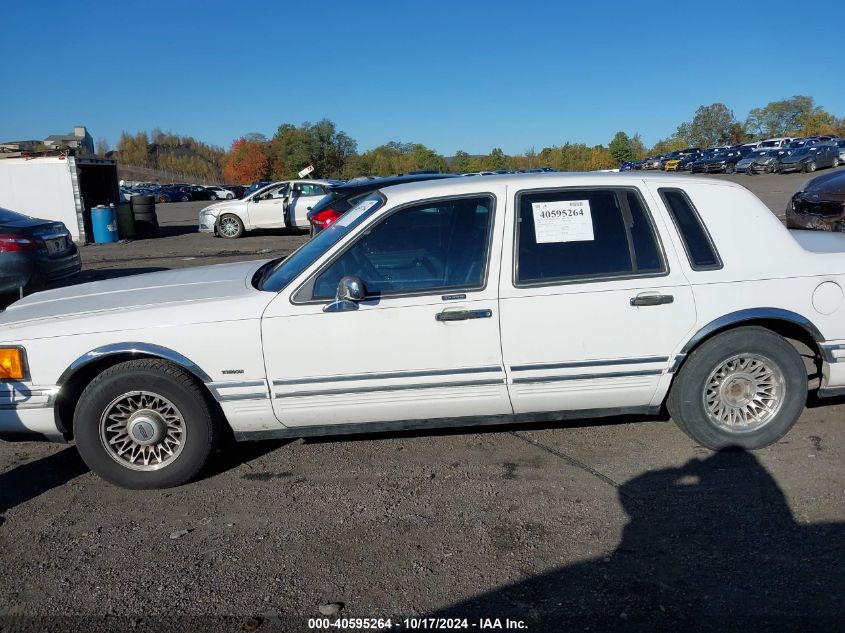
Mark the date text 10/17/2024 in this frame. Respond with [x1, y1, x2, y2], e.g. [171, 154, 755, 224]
[307, 617, 529, 630]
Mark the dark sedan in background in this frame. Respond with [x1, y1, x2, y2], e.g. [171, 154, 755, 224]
[778, 145, 840, 174]
[786, 168, 845, 230]
[307, 173, 460, 234]
[690, 147, 750, 174]
[0, 207, 81, 297]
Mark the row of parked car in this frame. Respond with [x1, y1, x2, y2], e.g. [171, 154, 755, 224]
[622, 136, 845, 176]
[119, 183, 244, 204]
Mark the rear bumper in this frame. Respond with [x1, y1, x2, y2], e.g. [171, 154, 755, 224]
[0, 383, 62, 441]
[0, 253, 34, 294]
[37, 245, 82, 282]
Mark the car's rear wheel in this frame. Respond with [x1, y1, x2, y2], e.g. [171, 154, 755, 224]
[210, 193, 217, 200]
[667, 327, 807, 450]
[833, 157, 840, 168]
[74, 359, 220, 489]
[217, 213, 244, 238]
[180, 195, 190, 202]
[226, 193, 234, 200]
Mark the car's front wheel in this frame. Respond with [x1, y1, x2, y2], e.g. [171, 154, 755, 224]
[667, 327, 807, 450]
[217, 213, 244, 238]
[74, 360, 220, 489]
[725, 163, 736, 174]
[806, 160, 817, 173]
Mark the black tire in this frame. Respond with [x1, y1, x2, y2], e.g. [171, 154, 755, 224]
[725, 163, 736, 174]
[130, 194, 155, 206]
[209, 193, 217, 201]
[667, 327, 807, 450]
[806, 160, 816, 173]
[217, 213, 244, 239]
[226, 194, 234, 200]
[180, 195, 190, 202]
[73, 359, 220, 489]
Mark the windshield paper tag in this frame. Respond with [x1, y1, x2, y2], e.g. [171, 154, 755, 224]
[531, 200, 594, 243]
[336, 199, 378, 227]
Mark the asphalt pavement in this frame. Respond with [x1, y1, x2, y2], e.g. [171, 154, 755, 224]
[2, 169, 844, 632]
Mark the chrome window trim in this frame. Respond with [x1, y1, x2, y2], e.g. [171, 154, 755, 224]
[291, 192, 498, 305]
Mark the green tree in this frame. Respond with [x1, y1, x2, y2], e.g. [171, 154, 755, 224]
[269, 119, 356, 179]
[608, 131, 634, 164]
[745, 96, 814, 138]
[451, 150, 473, 173]
[484, 147, 509, 171]
[687, 103, 737, 147]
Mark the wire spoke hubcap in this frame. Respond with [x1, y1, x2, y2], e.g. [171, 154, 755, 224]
[703, 354, 784, 433]
[100, 391, 186, 471]
[219, 217, 238, 236]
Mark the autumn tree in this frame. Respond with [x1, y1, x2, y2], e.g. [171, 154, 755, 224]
[224, 137, 270, 183]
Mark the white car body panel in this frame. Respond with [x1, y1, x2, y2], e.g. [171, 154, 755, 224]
[5, 173, 845, 443]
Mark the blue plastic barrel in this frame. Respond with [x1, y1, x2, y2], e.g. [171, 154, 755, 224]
[91, 205, 119, 243]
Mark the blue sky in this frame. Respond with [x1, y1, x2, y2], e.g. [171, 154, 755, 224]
[2, 0, 843, 155]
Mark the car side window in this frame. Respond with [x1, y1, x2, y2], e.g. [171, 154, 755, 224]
[658, 188, 722, 271]
[297, 183, 325, 197]
[515, 188, 665, 286]
[311, 195, 494, 300]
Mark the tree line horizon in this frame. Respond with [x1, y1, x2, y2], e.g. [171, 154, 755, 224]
[112, 96, 844, 184]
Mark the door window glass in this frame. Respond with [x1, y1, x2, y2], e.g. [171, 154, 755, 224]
[515, 188, 665, 285]
[312, 196, 494, 299]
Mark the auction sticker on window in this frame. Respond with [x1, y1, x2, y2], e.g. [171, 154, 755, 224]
[531, 200, 594, 243]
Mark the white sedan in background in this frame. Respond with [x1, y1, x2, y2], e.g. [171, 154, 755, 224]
[198, 179, 340, 237]
[206, 186, 234, 200]
[4, 173, 845, 489]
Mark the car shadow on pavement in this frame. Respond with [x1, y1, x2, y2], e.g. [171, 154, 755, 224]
[425, 449, 845, 630]
[196, 439, 296, 483]
[0, 446, 88, 521]
[302, 413, 662, 446]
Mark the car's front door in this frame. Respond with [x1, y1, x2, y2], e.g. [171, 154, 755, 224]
[261, 190, 512, 428]
[247, 183, 289, 229]
[287, 182, 328, 229]
[498, 185, 697, 415]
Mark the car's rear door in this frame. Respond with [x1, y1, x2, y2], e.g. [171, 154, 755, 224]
[288, 182, 329, 229]
[498, 183, 697, 415]
[261, 187, 512, 428]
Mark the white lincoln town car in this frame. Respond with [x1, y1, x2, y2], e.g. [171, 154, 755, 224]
[3, 173, 845, 488]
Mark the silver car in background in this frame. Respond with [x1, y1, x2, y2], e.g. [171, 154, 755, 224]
[738, 148, 790, 174]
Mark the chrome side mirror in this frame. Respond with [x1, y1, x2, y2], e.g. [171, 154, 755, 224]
[323, 276, 366, 313]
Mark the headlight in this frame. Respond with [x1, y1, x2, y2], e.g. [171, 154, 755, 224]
[0, 347, 28, 381]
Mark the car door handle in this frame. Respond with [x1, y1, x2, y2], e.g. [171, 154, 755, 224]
[435, 309, 493, 322]
[630, 294, 674, 307]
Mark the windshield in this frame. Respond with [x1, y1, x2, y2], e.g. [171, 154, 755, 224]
[257, 193, 384, 292]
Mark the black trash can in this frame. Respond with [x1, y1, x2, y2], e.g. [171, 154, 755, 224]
[130, 194, 160, 238]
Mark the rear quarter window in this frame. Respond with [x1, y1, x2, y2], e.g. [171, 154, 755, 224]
[659, 188, 722, 270]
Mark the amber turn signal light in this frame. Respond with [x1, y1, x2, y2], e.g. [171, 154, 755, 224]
[0, 348, 27, 381]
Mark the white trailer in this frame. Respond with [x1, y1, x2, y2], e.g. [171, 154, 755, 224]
[0, 154, 119, 243]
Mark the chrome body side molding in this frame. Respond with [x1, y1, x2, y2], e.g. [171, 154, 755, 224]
[57, 342, 213, 385]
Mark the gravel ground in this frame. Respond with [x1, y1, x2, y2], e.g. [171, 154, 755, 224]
[2, 169, 845, 632]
